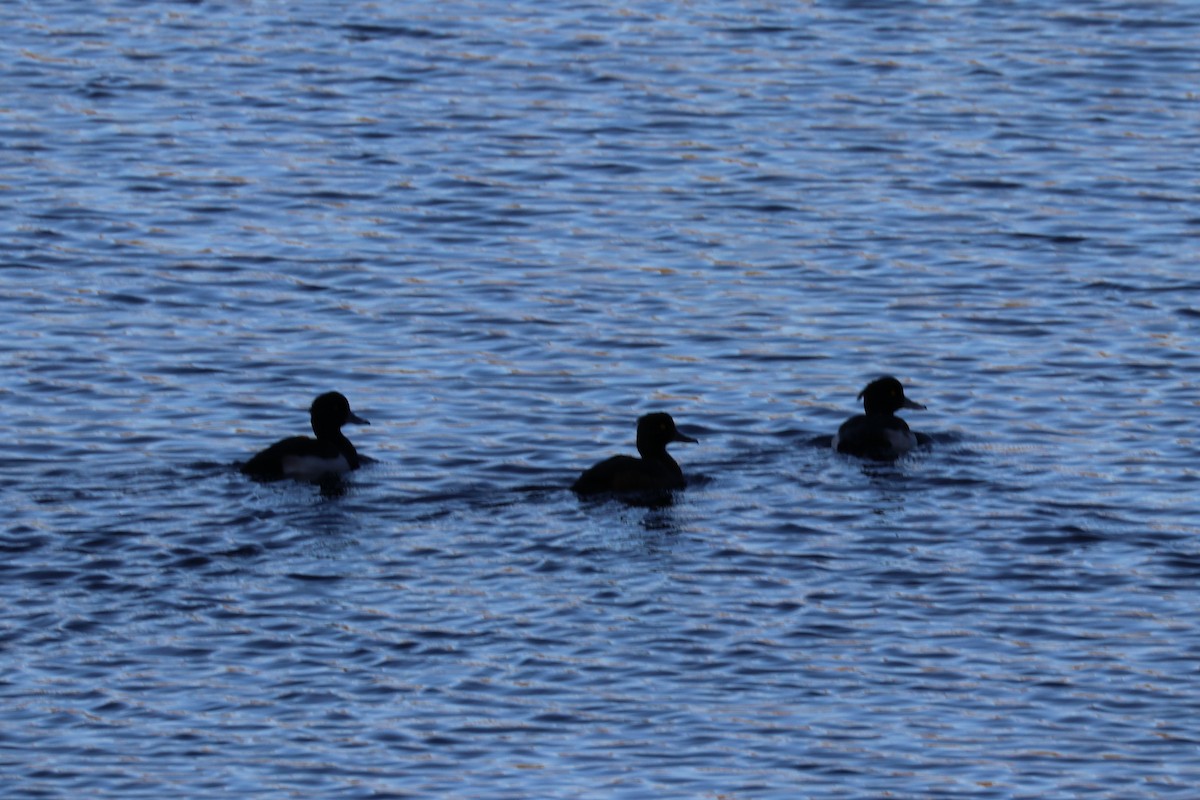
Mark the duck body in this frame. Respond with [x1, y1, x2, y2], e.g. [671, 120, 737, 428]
[833, 377, 925, 461]
[572, 412, 697, 495]
[241, 392, 369, 482]
[833, 414, 918, 460]
[572, 453, 685, 494]
[241, 435, 359, 481]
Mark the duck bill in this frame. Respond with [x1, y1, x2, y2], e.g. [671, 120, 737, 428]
[347, 411, 370, 425]
[902, 399, 926, 411]
[672, 430, 698, 444]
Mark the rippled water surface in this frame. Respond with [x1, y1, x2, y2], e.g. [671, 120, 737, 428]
[3, 1, 1199, 797]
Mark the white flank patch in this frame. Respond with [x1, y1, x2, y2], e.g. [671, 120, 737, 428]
[281, 454, 351, 480]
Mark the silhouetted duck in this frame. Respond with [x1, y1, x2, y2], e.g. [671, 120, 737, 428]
[241, 392, 370, 481]
[572, 412, 698, 495]
[833, 376, 925, 461]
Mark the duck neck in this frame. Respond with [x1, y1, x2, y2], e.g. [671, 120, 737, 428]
[315, 426, 360, 467]
[638, 442, 679, 471]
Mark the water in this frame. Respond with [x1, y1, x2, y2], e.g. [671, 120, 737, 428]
[2, 1, 1199, 797]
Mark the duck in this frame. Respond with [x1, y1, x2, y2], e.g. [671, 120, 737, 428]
[241, 391, 370, 481]
[572, 412, 698, 495]
[833, 376, 925, 461]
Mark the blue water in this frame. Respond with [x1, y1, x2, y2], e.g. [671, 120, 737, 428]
[3, 1, 1199, 797]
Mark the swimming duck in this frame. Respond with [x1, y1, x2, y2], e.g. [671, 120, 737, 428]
[241, 392, 370, 481]
[572, 412, 698, 495]
[833, 376, 925, 461]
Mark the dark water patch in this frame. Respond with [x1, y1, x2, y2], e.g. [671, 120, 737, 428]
[341, 23, 455, 42]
